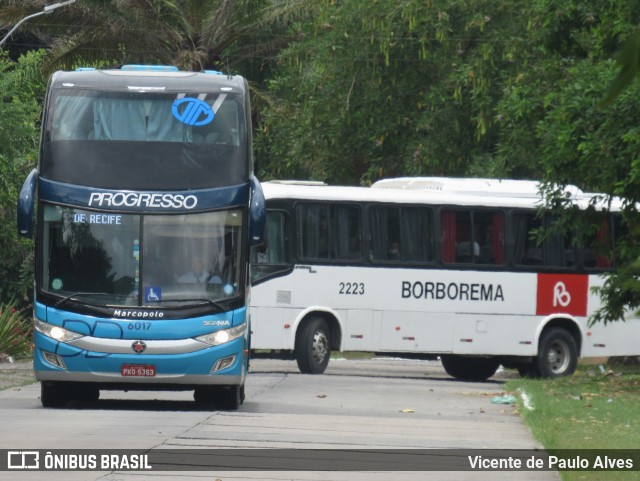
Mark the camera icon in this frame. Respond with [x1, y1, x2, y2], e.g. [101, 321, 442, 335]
[7, 451, 40, 469]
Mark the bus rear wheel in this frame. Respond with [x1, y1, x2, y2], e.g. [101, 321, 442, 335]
[535, 328, 578, 378]
[516, 363, 540, 378]
[440, 355, 500, 381]
[295, 317, 330, 374]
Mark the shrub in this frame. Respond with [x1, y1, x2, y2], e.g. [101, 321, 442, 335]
[0, 301, 32, 360]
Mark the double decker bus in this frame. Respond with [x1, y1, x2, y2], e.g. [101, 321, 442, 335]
[17, 65, 264, 409]
[250, 178, 640, 379]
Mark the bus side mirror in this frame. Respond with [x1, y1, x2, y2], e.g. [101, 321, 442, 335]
[249, 176, 265, 246]
[17, 168, 37, 238]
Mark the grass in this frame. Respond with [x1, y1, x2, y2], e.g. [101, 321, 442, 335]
[505, 362, 640, 481]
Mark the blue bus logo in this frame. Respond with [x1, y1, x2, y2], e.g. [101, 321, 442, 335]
[172, 98, 214, 126]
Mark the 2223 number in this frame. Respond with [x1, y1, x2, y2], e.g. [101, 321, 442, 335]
[339, 282, 365, 295]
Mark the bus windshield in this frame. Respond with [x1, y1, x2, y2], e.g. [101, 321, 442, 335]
[41, 204, 244, 308]
[42, 89, 247, 189]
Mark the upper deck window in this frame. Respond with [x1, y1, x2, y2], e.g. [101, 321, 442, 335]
[41, 89, 248, 189]
[50, 91, 240, 144]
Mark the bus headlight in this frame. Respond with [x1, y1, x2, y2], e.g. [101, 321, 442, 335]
[34, 318, 84, 343]
[196, 323, 247, 346]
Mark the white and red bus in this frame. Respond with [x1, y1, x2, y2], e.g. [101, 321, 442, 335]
[249, 177, 640, 380]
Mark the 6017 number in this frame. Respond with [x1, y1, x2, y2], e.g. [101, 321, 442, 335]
[128, 322, 151, 331]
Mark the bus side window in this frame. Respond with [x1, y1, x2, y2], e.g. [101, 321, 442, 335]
[442, 210, 475, 263]
[442, 209, 504, 265]
[512, 213, 575, 268]
[331, 205, 361, 260]
[512, 212, 542, 266]
[474, 211, 505, 265]
[543, 216, 574, 268]
[584, 215, 614, 269]
[369, 206, 400, 261]
[251, 211, 288, 282]
[441, 210, 457, 262]
[296, 203, 361, 262]
[370, 206, 433, 263]
[454, 211, 473, 262]
[296, 204, 329, 259]
[402, 207, 433, 262]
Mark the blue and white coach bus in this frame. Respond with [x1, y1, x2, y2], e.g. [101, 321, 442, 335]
[17, 65, 265, 409]
[250, 178, 640, 379]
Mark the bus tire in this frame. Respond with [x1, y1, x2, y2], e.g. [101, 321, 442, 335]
[194, 385, 244, 410]
[295, 317, 330, 374]
[440, 355, 500, 381]
[217, 385, 244, 410]
[516, 363, 540, 378]
[535, 328, 578, 378]
[41, 381, 69, 408]
[73, 383, 100, 404]
[194, 386, 215, 405]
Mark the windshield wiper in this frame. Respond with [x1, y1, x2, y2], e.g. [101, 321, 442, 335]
[54, 292, 226, 311]
[161, 298, 227, 311]
[54, 292, 113, 308]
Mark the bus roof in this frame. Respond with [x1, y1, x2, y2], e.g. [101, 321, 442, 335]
[262, 178, 620, 211]
[49, 68, 247, 93]
[373, 177, 549, 198]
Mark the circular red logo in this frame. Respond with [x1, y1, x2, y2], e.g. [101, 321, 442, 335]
[131, 340, 146, 354]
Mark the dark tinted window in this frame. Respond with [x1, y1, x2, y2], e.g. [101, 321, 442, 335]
[41, 89, 247, 189]
[296, 203, 361, 261]
[369, 206, 433, 262]
[441, 209, 505, 265]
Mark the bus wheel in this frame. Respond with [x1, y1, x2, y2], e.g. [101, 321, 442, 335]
[194, 386, 215, 405]
[440, 355, 500, 381]
[40, 381, 69, 408]
[217, 385, 244, 410]
[516, 363, 540, 378]
[194, 385, 244, 410]
[74, 383, 100, 404]
[295, 317, 330, 374]
[535, 328, 578, 378]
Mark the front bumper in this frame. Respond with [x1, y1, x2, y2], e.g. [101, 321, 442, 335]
[34, 332, 247, 387]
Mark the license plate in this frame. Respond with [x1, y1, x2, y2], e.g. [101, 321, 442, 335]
[121, 364, 156, 377]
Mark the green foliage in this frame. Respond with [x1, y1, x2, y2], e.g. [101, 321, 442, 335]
[506, 364, 640, 480]
[0, 50, 44, 304]
[258, 0, 640, 185]
[602, 28, 640, 106]
[0, 301, 32, 359]
[0, 0, 312, 77]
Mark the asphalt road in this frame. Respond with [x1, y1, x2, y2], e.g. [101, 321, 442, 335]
[0, 357, 559, 481]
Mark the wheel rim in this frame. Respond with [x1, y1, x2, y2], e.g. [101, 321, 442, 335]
[546, 339, 570, 374]
[312, 330, 329, 366]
